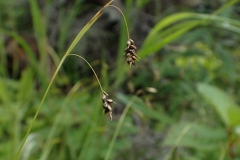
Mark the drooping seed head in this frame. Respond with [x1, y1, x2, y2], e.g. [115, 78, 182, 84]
[124, 39, 139, 67]
[102, 91, 115, 121]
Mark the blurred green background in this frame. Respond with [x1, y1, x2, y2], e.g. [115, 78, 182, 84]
[1, 0, 240, 159]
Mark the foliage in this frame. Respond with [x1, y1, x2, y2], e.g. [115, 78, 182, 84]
[0, 0, 240, 160]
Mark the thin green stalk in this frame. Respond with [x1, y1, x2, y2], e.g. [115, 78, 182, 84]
[76, 92, 102, 160]
[0, 8, 5, 76]
[14, 1, 114, 159]
[40, 82, 82, 160]
[13, 105, 21, 157]
[108, 5, 130, 39]
[58, 0, 85, 55]
[14, 55, 67, 160]
[68, 54, 104, 92]
[214, 0, 239, 15]
[164, 123, 194, 160]
[109, 1, 134, 89]
[29, 0, 48, 75]
[104, 96, 136, 160]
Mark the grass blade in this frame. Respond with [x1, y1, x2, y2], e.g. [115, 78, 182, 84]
[14, 1, 114, 159]
[139, 0, 240, 58]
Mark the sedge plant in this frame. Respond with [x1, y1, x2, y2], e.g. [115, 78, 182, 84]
[14, 0, 141, 159]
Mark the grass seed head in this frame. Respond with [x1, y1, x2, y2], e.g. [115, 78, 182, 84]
[124, 39, 140, 67]
[102, 91, 115, 121]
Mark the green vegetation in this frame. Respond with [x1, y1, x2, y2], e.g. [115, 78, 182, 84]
[0, 0, 240, 159]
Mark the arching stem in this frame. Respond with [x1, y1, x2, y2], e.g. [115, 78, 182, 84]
[14, 1, 114, 159]
[68, 54, 104, 92]
[107, 5, 130, 40]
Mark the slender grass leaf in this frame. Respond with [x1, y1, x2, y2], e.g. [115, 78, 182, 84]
[139, 12, 240, 58]
[14, 1, 114, 159]
[29, 0, 47, 68]
[139, 21, 201, 58]
[0, 79, 10, 104]
[17, 67, 34, 103]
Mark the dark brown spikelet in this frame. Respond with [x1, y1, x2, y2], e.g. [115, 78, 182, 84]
[102, 91, 115, 121]
[124, 39, 140, 67]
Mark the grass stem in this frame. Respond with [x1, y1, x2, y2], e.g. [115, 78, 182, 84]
[108, 5, 130, 39]
[14, 1, 114, 159]
[104, 96, 136, 160]
[68, 54, 104, 92]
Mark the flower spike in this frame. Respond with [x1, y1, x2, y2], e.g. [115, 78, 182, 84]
[102, 91, 115, 121]
[124, 39, 140, 67]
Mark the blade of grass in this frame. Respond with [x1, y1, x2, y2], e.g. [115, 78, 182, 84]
[14, 1, 114, 159]
[139, 20, 201, 58]
[139, 15, 240, 58]
[142, 13, 240, 48]
[164, 123, 194, 160]
[76, 92, 102, 160]
[104, 96, 136, 160]
[213, 21, 240, 34]
[39, 82, 82, 160]
[29, 0, 48, 72]
[155, 20, 200, 40]
[57, 0, 84, 55]
[113, 20, 128, 87]
[143, 0, 240, 46]
[0, 26, 7, 76]
[143, 13, 197, 44]
[214, 0, 239, 15]
[139, 0, 240, 58]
